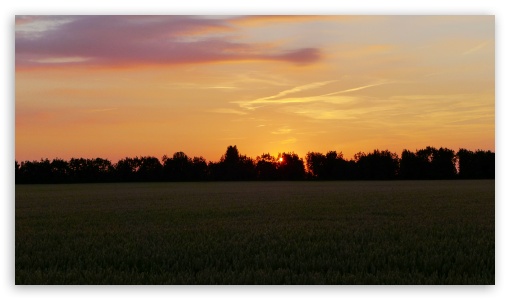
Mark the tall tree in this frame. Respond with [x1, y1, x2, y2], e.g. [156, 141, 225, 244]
[305, 152, 326, 179]
[431, 147, 457, 179]
[400, 149, 422, 179]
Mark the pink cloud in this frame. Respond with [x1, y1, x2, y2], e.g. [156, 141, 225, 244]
[16, 16, 322, 68]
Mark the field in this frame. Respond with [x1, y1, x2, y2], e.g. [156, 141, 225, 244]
[15, 180, 494, 284]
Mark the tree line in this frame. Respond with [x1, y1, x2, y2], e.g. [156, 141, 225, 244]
[15, 145, 495, 184]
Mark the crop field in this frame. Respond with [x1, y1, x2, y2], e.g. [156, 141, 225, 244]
[15, 180, 494, 284]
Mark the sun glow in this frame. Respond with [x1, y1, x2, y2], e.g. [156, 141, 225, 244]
[278, 157, 283, 163]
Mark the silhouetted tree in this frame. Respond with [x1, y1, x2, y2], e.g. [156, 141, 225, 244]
[400, 147, 457, 179]
[51, 158, 70, 183]
[220, 145, 240, 180]
[214, 145, 256, 180]
[191, 156, 209, 181]
[137, 156, 163, 181]
[238, 154, 257, 180]
[256, 153, 279, 180]
[68, 157, 113, 182]
[14, 145, 494, 183]
[15, 161, 20, 183]
[162, 152, 193, 181]
[400, 149, 423, 179]
[457, 149, 495, 179]
[18, 159, 52, 183]
[355, 150, 399, 180]
[415, 147, 435, 179]
[431, 147, 457, 179]
[279, 152, 305, 180]
[115, 157, 139, 182]
[305, 152, 326, 179]
[207, 161, 221, 181]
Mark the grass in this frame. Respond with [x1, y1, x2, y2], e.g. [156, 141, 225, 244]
[15, 180, 494, 284]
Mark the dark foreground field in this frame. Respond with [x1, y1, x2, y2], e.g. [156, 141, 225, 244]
[15, 180, 494, 284]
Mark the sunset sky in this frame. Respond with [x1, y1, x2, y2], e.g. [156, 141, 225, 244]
[15, 15, 494, 163]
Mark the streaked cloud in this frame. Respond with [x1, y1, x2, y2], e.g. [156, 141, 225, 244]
[262, 80, 338, 101]
[209, 108, 248, 115]
[235, 80, 392, 109]
[462, 41, 489, 55]
[32, 56, 90, 64]
[271, 127, 292, 135]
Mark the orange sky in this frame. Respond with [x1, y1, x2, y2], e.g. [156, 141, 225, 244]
[15, 15, 494, 163]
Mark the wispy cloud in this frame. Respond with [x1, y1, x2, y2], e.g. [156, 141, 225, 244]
[262, 80, 338, 101]
[209, 108, 248, 115]
[282, 93, 494, 129]
[235, 80, 392, 109]
[271, 127, 292, 135]
[462, 41, 489, 55]
[32, 56, 90, 64]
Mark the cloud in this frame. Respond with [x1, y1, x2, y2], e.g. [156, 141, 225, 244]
[280, 137, 297, 145]
[15, 16, 322, 69]
[285, 107, 358, 120]
[271, 127, 292, 135]
[210, 108, 248, 115]
[261, 80, 338, 101]
[462, 41, 489, 55]
[228, 15, 359, 27]
[235, 80, 391, 109]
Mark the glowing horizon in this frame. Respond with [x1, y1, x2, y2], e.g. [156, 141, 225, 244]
[15, 15, 494, 163]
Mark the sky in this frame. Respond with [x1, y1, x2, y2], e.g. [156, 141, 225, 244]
[15, 15, 495, 163]
[5, 2, 510, 299]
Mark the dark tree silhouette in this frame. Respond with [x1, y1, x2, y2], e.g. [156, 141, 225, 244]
[51, 158, 71, 183]
[214, 145, 256, 180]
[221, 145, 240, 180]
[355, 150, 399, 180]
[255, 153, 279, 180]
[431, 147, 457, 179]
[400, 149, 425, 179]
[191, 156, 209, 181]
[68, 158, 113, 182]
[14, 145, 494, 183]
[115, 157, 135, 182]
[305, 152, 326, 179]
[306, 151, 351, 180]
[18, 159, 52, 183]
[162, 152, 193, 181]
[400, 147, 457, 179]
[457, 149, 495, 179]
[324, 151, 341, 179]
[137, 156, 163, 181]
[279, 153, 305, 180]
[15, 161, 20, 183]
[237, 154, 257, 180]
[415, 147, 435, 179]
